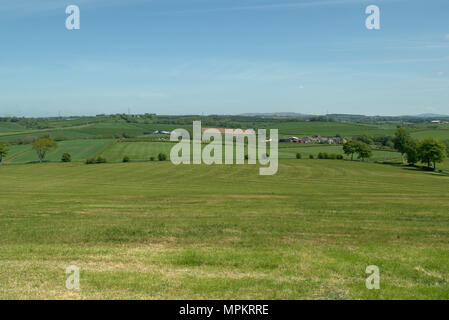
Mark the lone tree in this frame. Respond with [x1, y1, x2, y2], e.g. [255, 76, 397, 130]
[33, 138, 58, 163]
[418, 138, 446, 170]
[355, 141, 372, 161]
[0, 142, 9, 164]
[343, 140, 359, 160]
[393, 128, 412, 164]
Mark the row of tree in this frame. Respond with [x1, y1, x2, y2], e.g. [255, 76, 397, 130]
[343, 140, 373, 161]
[342, 128, 448, 170]
[393, 128, 447, 169]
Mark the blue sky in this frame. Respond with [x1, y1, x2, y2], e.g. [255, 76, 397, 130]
[0, 0, 448, 117]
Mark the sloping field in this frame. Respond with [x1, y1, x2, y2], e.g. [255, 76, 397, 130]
[0, 160, 448, 299]
[410, 128, 449, 141]
[101, 141, 176, 162]
[271, 122, 397, 137]
[278, 144, 401, 161]
[101, 140, 402, 163]
[5, 139, 113, 164]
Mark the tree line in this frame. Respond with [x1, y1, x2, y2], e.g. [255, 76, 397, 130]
[342, 128, 448, 170]
[393, 128, 447, 169]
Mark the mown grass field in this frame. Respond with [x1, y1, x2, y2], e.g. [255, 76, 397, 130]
[278, 144, 401, 161]
[3, 139, 113, 164]
[101, 141, 176, 162]
[1, 160, 449, 299]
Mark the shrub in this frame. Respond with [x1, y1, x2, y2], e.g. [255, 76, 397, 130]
[150, 156, 155, 161]
[244, 154, 249, 160]
[61, 153, 72, 162]
[96, 156, 107, 163]
[158, 153, 167, 161]
[296, 153, 302, 159]
[23, 136, 38, 145]
[123, 155, 130, 163]
[337, 154, 344, 160]
[309, 154, 314, 159]
[55, 134, 69, 142]
[318, 152, 329, 159]
[122, 132, 134, 139]
[86, 156, 107, 164]
[13, 138, 25, 145]
[85, 157, 96, 164]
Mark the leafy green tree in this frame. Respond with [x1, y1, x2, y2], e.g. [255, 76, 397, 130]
[343, 140, 359, 160]
[356, 134, 373, 145]
[418, 139, 447, 169]
[158, 153, 167, 161]
[393, 128, 412, 164]
[443, 140, 449, 157]
[32, 138, 58, 163]
[404, 139, 419, 165]
[0, 142, 9, 164]
[296, 152, 301, 159]
[96, 156, 107, 163]
[355, 141, 372, 161]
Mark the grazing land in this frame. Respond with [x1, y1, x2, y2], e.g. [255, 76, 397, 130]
[1, 160, 449, 299]
[0, 115, 448, 299]
[3, 139, 113, 164]
[101, 141, 176, 162]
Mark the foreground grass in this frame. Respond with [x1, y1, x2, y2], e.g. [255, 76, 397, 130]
[0, 160, 448, 299]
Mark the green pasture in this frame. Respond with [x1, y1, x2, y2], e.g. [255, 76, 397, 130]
[0, 160, 449, 299]
[4, 139, 113, 164]
[268, 121, 397, 137]
[101, 141, 176, 162]
[278, 144, 401, 161]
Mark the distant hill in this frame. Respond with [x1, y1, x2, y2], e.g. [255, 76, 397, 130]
[239, 112, 449, 119]
[414, 113, 449, 118]
[240, 112, 310, 117]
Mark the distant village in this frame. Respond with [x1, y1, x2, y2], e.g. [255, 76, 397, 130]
[279, 135, 347, 145]
[144, 129, 346, 145]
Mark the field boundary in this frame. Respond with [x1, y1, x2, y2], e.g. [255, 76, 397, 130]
[94, 139, 120, 158]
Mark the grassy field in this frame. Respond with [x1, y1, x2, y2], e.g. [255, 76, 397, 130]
[271, 121, 398, 137]
[1, 160, 449, 299]
[101, 141, 176, 162]
[4, 139, 113, 164]
[278, 144, 401, 161]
